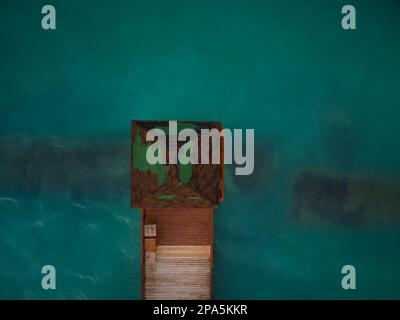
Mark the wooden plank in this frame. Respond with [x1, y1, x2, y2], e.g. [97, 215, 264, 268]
[143, 246, 211, 300]
[145, 252, 156, 264]
[209, 208, 214, 299]
[144, 238, 157, 252]
[144, 208, 211, 246]
[157, 246, 211, 257]
[144, 224, 156, 237]
[140, 208, 144, 300]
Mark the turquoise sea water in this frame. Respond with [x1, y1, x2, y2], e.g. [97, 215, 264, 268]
[0, 0, 400, 299]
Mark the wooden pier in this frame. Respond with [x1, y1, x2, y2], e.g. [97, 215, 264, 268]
[131, 121, 223, 300]
[143, 208, 213, 299]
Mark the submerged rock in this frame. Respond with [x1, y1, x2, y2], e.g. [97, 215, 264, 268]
[292, 171, 354, 225]
[0, 135, 130, 199]
[292, 170, 400, 227]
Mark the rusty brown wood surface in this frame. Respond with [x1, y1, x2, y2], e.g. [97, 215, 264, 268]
[141, 207, 214, 300]
[144, 207, 212, 246]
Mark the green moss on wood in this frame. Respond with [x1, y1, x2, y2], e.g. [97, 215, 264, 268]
[133, 131, 167, 185]
[160, 194, 176, 200]
[179, 162, 192, 185]
[187, 196, 201, 200]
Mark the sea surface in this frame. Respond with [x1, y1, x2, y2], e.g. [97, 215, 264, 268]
[0, 0, 400, 299]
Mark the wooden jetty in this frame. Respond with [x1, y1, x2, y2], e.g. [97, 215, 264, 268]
[131, 121, 224, 300]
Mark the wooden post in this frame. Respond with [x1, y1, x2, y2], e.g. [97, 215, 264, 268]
[140, 208, 144, 299]
[210, 207, 214, 299]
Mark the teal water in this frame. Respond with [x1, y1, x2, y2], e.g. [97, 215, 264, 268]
[0, 0, 400, 299]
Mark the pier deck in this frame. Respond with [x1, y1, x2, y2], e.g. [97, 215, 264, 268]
[142, 208, 213, 300]
[131, 121, 223, 300]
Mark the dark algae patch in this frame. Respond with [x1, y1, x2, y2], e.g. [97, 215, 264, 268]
[292, 170, 400, 227]
[0, 136, 130, 198]
[292, 171, 352, 225]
